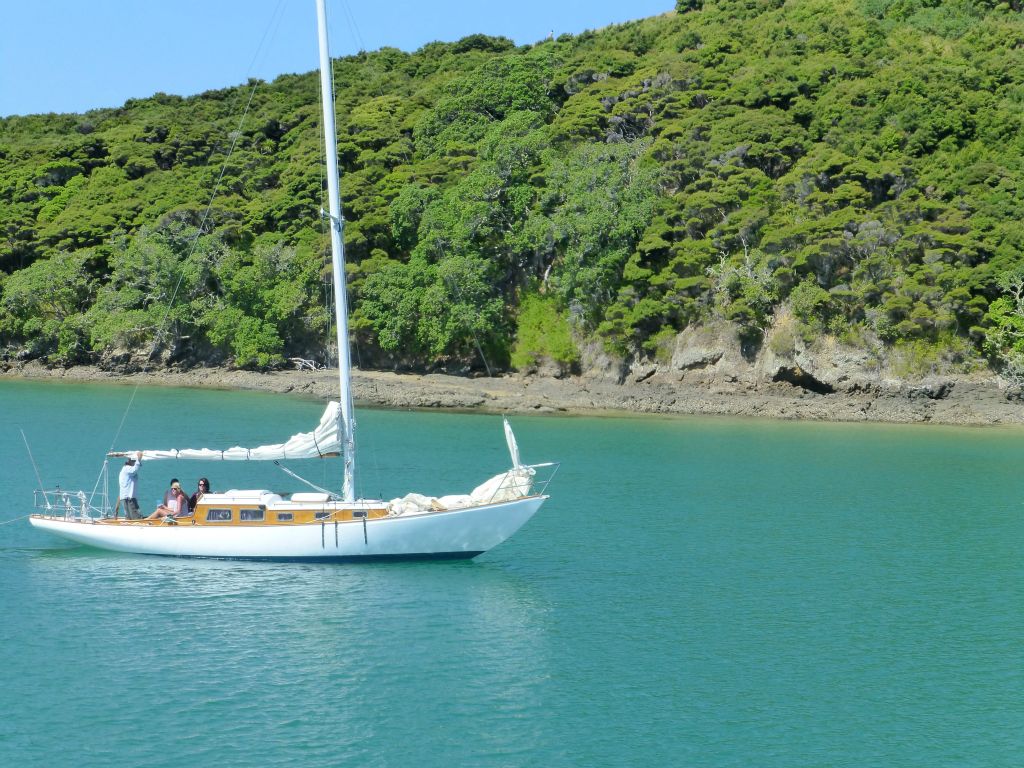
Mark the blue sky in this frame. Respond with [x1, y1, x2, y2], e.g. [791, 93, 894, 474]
[0, 0, 672, 118]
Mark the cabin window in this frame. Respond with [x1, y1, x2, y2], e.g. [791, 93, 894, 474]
[206, 508, 232, 523]
[315, 511, 331, 521]
[239, 508, 264, 522]
[276, 512, 294, 522]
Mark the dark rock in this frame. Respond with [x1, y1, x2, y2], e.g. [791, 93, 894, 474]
[772, 366, 835, 395]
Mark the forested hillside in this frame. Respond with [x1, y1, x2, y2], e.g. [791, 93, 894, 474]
[3, 0, 1024, 377]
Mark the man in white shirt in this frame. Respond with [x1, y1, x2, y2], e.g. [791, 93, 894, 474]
[117, 452, 143, 519]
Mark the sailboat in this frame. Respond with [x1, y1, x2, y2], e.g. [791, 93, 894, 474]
[29, 0, 556, 561]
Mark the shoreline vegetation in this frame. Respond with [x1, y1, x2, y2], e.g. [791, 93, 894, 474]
[7, 3, 1024, 423]
[7, 3, 1024, 397]
[5, 360, 1023, 427]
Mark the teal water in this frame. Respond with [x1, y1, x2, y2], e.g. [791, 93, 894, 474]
[1, 380, 1023, 767]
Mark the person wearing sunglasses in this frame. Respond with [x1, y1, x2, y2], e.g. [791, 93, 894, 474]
[190, 477, 212, 511]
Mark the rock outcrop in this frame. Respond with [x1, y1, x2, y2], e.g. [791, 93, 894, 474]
[4, 321, 1024, 426]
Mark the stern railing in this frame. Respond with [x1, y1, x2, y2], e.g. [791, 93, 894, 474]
[34, 489, 105, 520]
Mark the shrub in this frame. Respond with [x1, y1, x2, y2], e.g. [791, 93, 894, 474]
[511, 294, 579, 371]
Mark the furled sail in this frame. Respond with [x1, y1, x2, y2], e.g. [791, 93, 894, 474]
[108, 402, 342, 461]
[503, 416, 521, 469]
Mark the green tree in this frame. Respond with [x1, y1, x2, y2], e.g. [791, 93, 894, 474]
[0, 250, 97, 362]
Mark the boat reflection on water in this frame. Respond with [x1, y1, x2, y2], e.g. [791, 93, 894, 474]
[22, 546, 554, 742]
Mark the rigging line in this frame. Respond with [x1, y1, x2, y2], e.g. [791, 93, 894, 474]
[328, 0, 390, 499]
[244, 0, 289, 79]
[319, 16, 360, 378]
[106, 3, 289, 453]
[20, 429, 45, 491]
[338, 0, 392, 107]
[321, 16, 362, 496]
[312, 31, 334, 372]
[86, 459, 108, 510]
[318, 2, 372, 496]
[317, 104, 334, 370]
[107, 79, 263, 454]
[337, 0, 392, 103]
[0, 515, 31, 527]
[193, 0, 287, 154]
[273, 461, 339, 499]
[442, 272, 495, 378]
[338, 0, 368, 55]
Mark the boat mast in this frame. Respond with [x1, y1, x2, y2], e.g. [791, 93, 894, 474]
[316, 0, 355, 502]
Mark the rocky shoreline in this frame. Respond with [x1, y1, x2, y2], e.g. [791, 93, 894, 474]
[4, 357, 1024, 427]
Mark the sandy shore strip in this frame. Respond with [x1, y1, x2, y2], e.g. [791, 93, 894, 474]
[3, 361, 1024, 427]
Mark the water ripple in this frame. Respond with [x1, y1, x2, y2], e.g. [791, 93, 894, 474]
[4, 386, 1024, 766]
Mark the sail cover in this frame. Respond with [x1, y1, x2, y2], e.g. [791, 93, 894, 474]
[108, 402, 342, 461]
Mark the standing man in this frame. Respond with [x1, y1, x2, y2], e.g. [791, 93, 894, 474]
[117, 452, 143, 520]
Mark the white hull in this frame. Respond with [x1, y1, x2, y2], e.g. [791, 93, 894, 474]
[29, 496, 546, 561]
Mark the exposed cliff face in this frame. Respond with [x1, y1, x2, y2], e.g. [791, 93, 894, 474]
[633, 320, 1022, 424]
[661, 320, 948, 393]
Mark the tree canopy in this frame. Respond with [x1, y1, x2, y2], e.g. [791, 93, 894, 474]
[3, 1, 1024, 376]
